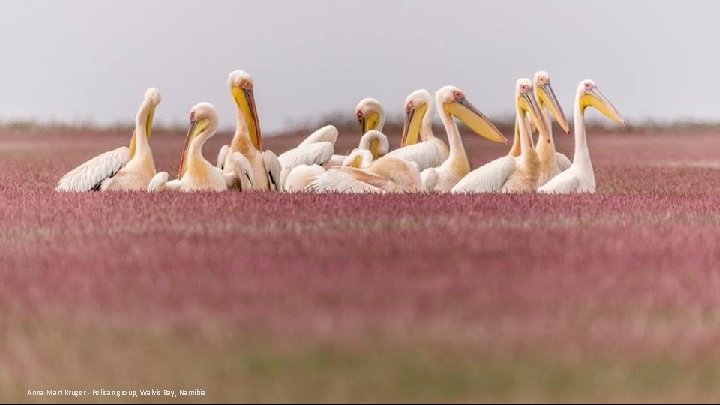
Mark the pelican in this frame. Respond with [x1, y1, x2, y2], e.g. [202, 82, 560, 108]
[452, 79, 549, 193]
[56, 88, 161, 191]
[306, 155, 421, 193]
[283, 142, 376, 192]
[149, 103, 253, 192]
[529, 71, 571, 186]
[422, 85, 507, 191]
[217, 70, 282, 191]
[326, 97, 388, 167]
[386, 89, 449, 171]
[538, 80, 625, 194]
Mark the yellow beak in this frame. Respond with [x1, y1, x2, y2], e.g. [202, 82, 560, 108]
[581, 88, 626, 125]
[360, 111, 381, 135]
[445, 97, 507, 144]
[176, 118, 208, 178]
[232, 86, 262, 150]
[518, 92, 548, 139]
[400, 104, 427, 147]
[128, 103, 158, 159]
[537, 83, 569, 133]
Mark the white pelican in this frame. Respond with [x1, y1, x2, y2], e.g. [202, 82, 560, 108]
[56, 88, 161, 191]
[531, 71, 571, 186]
[452, 79, 549, 193]
[149, 103, 253, 192]
[538, 80, 625, 194]
[307, 155, 421, 193]
[217, 70, 283, 191]
[283, 142, 376, 192]
[386, 89, 449, 171]
[422, 85, 508, 191]
[326, 97, 388, 167]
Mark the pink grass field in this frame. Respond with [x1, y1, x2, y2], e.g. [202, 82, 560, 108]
[3, 126, 720, 402]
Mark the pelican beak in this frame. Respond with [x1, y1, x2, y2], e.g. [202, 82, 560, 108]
[357, 114, 366, 137]
[582, 87, 626, 125]
[145, 104, 157, 140]
[400, 104, 427, 147]
[232, 86, 262, 150]
[128, 99, 160, 159]
[537, 83, 569, 134]
[519, 92, 548, 138]
[446, 97, 507, 144]
[128, 131, 138, 159]
[359, 111, 380, 135]
[369, 138, 381, 159]
[177, 118, 205, 178]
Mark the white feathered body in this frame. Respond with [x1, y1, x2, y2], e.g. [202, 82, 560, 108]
[386, 137, 448, 172]
[102, 150, 156, 191]
[179, 157, 227, 192]
[451, 155, 515, 193]
[307, 156, 420, 193]
[538, 161, 595, 194]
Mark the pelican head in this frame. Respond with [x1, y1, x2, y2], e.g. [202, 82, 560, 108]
[401, 89, 432, 147]
[436, 85, 507, 144]
[342, 148, 374, 169]
[533, 71, 569, 134]
[358, 129, 389, 159]
[355, 97, 384, 136]
[579, 80, 625, 125]
[229, 70, 262, 150]
[516, 79, 548, 137]
[177, 102, 218, 178]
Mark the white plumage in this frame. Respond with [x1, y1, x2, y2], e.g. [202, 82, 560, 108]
[556, 153, 572, 172]
[295, 124, 338, 149]
[451, 156, 516, 193]
[283, 164, 327, 192]
[537, 167, 583, 193]
[307, 169, 384, 194]
[56, 147, 129, 192]
[386, 140, 445, 172]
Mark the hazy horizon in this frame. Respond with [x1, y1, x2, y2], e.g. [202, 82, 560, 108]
[0, 1, 717, 132]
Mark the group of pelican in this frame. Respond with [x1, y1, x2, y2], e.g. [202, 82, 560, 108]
[56, 70, 624, 195]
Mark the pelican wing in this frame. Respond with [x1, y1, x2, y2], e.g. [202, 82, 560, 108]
[56, 147, 130, 192]
[296, 125, 338, 148]
[278, 142, 334, 170]
[262, 150, 282, 191]
[307, 168, 383, 193]
[451, 155, 516, 193]
[224, 152, 255, 191]
[217, 145, 230, 170]
[386, 142, 442, 171]
[556, 152, 572, 172]
[538, 169, 580, 194]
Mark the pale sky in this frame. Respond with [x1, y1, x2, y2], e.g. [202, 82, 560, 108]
[0, 1, 714, 131]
